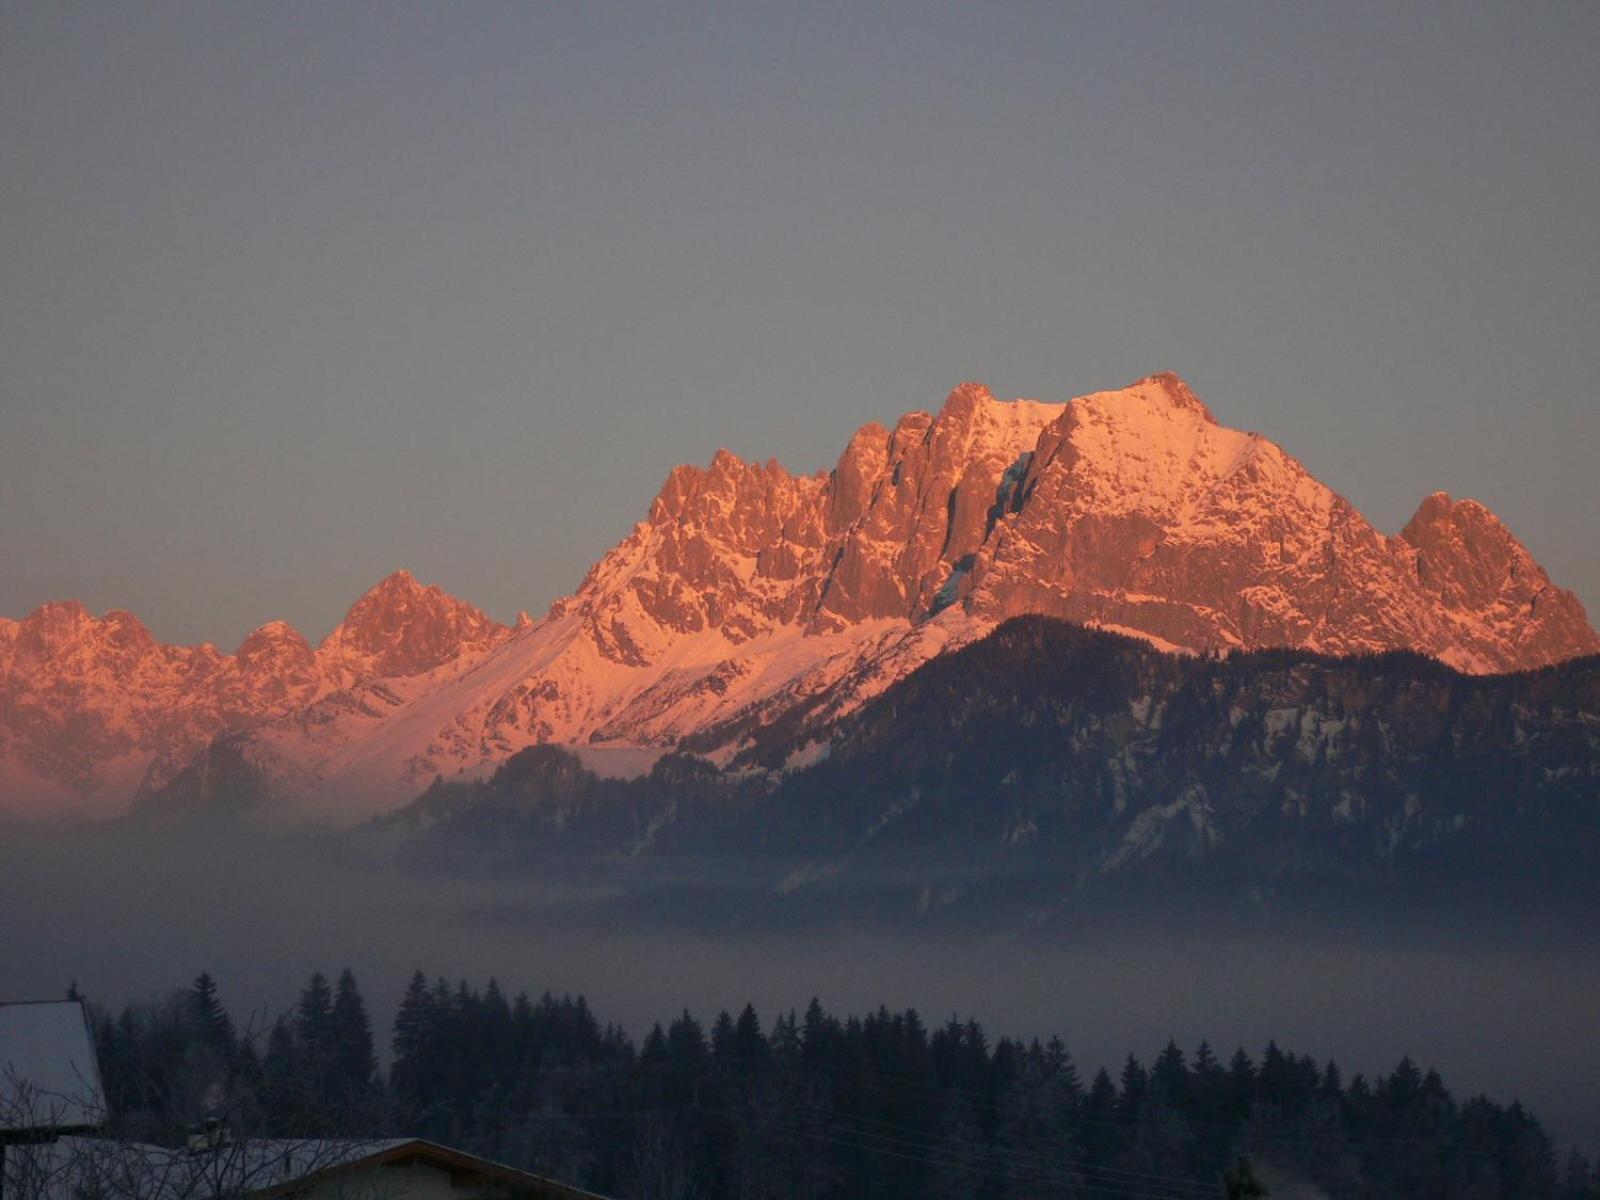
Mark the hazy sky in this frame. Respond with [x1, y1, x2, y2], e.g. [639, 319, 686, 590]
[3, 2, 1596, 647]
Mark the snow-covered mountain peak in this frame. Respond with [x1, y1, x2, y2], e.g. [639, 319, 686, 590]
[1129, 371, 1219, 423]
[319, 570, 509, 679]
[6, 370, 1597, 824]
[12, 600, 96, 658]
[234, 620, 314, 667]
[1397, 487, 1596, 671]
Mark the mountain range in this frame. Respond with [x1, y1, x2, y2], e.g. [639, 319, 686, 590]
[2, 372, 1595, 823]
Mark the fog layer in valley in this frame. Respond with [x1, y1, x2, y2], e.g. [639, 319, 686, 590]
[2, 824, 1595, 1156]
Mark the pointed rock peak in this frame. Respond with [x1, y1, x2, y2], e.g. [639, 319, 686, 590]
[333, 570, 496, 642]
[249, 618, 300, 635]
[657, 446, 753, 495]
[324, 570, 503, 677]
[100, 609, 158, 651]
[706, 445, 792, 485]
[845, 418, 891, 446]
[890, 408, 934, 446]
[932, 381, 1065, 441]
[652, 458, 727, 522]
[834, 419, 892, 472]
[341, 567, 485, 623]
[1127, 372, 1218, 424]
[342, 569, 475, 621]
[362, 568, 426, 600]
[235, 620, 312, 660]
[514, 610, 534, 630]
[1401, 491, 1506, 542]
[647, 447, 806, 526]
[1408, 490, 1455, 523]
[24, 599, 91, 624]
[12, 600, 98, 660]
[829, 420, 893, 530]
[939, 381, 997, 418]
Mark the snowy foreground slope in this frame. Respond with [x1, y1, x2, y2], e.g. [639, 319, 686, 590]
[2, 373, 1595, 823]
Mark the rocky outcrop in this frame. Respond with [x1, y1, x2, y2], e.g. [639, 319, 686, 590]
[1399, 492, 1598, 671]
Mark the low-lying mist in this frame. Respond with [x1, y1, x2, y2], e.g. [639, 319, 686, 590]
[3, 823, 1596, 1155]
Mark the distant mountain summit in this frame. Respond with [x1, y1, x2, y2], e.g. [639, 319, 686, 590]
[2, 373, 1594, 821]
[319, 569, 509, 682]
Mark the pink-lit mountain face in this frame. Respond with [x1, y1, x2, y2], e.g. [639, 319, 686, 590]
[0, 573, 509, 820]
[2, 374, 1594, 822]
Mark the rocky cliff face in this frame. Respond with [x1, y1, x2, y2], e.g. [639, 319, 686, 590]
[956, 374, 1598, 671]
[5, 373, 1596, 822]
[1398, 490, 1595, 669]
[0, 571, 507, 819]
[570, 370, 1596, 670]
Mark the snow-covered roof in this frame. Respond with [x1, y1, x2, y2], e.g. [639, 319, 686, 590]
[5, 1137, 612, 1200]
[0, 1000, 106, 1134]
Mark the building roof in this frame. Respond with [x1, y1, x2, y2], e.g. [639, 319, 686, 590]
[0, 1000, 106, 1136]
[4, 1136, 612, 1200]
[256, 1139, 612, 1200]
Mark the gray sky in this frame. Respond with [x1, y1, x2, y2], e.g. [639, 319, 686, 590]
[2, 2, 1596, 648]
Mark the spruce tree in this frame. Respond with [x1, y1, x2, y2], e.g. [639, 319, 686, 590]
[187, 972, 235, 1052]
[1119, 1053, 1149, 1116]
[294, 971, 337, 1124]
[392, 971, 433, 1065]
[331, 968, 377, 1097]
[1079, 1068, 1121, 1168]
[261, 1016, 300, 1131]
[1226, 1047, 1256, 1120]
[1152, 1039, 1189, 1106]
[295, 973, 334, 1058]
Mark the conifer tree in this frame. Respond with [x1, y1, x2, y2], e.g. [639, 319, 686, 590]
[997, 1042, 1079, 1198]
[295, 973, 334, 1060]
[1119, 1053, 1149, 1116]
[927, 1092, 986, 1200]
[1258, 1039, 1292, 1111]
[1317, 1059, 1342, 1100]
[1226, 1047, 1256, 1119]
[261, 1016, 301, 1131]
[1079, 1068, 1120, 1166]
[392, 972, 433, 1066]
[730, 1004, 766, 1074]
[1152, 1038, 1189, 1106]
[186, 972, 235, 1052]
[70, 963, 1576, 1200]
[331, 968, 377, 1096]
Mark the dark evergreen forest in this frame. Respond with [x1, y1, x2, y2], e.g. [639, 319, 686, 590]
[75, 971, 1600, 1200]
